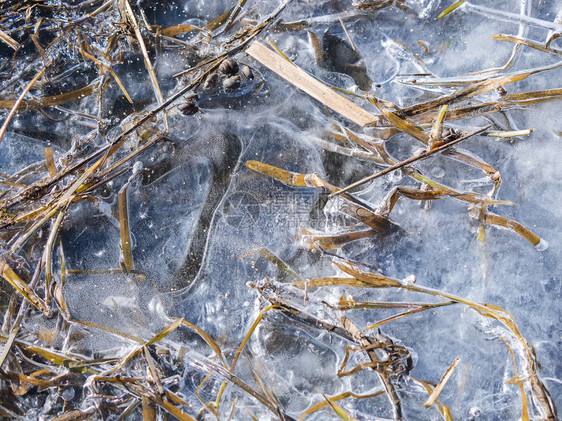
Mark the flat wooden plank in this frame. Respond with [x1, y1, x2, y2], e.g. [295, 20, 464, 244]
[246, 41, 377, 127]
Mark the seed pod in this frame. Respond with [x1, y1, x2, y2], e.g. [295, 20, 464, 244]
[204, 72, 219, 89]
[178, 102, 199, 115]
[241, 65, 254, 80]
[219, 58, 239, 75]
[222, 75, 241, 90]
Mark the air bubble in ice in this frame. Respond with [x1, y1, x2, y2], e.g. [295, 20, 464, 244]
[93, 249, 105, 258]
[430, 165, 445, 178]
[132, 161, 144, 175]
[61, 387, 75, 402]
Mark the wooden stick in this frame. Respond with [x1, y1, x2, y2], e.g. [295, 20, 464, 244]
[246, 41, 378, 126]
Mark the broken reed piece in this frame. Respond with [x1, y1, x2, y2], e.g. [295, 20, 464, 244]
[246, 41, 378, 127]
[329, 125, 491, 198]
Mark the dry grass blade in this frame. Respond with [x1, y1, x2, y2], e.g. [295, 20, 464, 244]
[145, 317, 184, 346]
[483, 213, 543, 248]
[437, 0, 467, 19]
[322, 394, 357, 421]
[122, 0, 167, 128]
[502, 338, 529, 421]
[181, 319, 227, 367]
[396, 62, 561, 114]
[104, 318, 184, 372]
[43, 209, 65, 309]
[309, 135, 387, 164]
[71, 319, 144, 344]
[366, 94, 431, 144]
[53, 240, 70, 318]
[164, 390, 192, 409]
[340, 127, 393, 163]
[363, 301, 457, 330]
[338, 17, 356, 51]
[3, 370, 56, 391]
[244, 358, 286, 419]
[440, 149, 498, 178]
[0, 28, 20, 50]
[246, 41, 378, 126]
[11, 157, 104, 252]
[230, 305, 279, 372]
[411, 102, 503, 124]
[486, 129, 533, 138]
[423, 357, 460, 408]
[299, 228, 377, 250]
[116, 399, 141, 421]
[268, 40, 295, 64]
[80, 49, 133, 103]
[492, 34, 562, 57]
[338, 202, 394, 233]
[161, 24, 206, 37]
[44, 147, 57, 178]
[406, 172, 510, 206]
[546, 12, 562, 47]
[333, 260, 403, 288]
[204, 7, 234, 31]
[411, 377, 452, 420]
[142, 395, 157, 421]
[142, 346, 164, 395]
[240, 248, 302, 281]
[222, 0, 249, 33]
[377, 185, 512, 220]
[49, 407, 97, 421]
[338, 298, 456, 311]
[144, 390, 197, 421]
[470, 63, 562, 96]
[0, 67, 46, 145]
[118, 185, 134, 272]
[502, 88, 562, 105]
[0, 257, 48, 314]
[429, 105, 449, 143]
[336, 323, 404, 419]
[0, 336, 94, 374]
[207, 361, 289, 418]
[294, 276, 376, 288]
[215, 305, 281, 409]
[0, 82, 98, 111]
[246, 160, 324, 187]
[299, 391, 383, 420]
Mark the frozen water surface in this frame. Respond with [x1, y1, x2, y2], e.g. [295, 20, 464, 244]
[0, 0, 560, 420]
